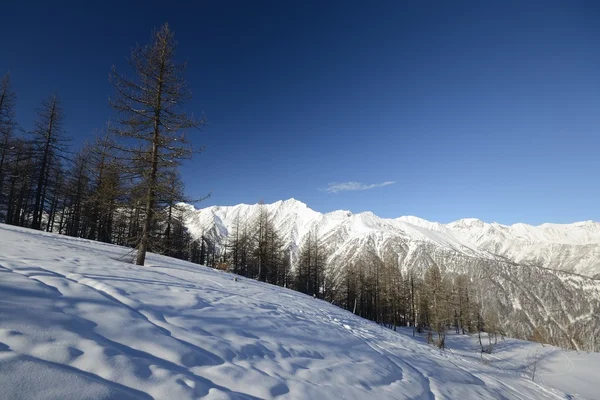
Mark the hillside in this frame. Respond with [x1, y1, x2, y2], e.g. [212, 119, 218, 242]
[0, 224, 594, 399]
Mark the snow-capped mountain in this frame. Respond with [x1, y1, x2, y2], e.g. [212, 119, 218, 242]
[181, 198, 600, 278]
[180, 199, 600, 350]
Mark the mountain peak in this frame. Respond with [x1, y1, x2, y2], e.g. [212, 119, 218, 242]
[446, 218, 486, 229]
[280, 198, 307, 207]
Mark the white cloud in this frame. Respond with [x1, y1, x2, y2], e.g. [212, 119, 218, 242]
[322, 181, 396, 194]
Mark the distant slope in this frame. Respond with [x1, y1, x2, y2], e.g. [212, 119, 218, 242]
[0, 224, 583, 399]
[400, 327, 600, 400]
[446, 218, 600, 277]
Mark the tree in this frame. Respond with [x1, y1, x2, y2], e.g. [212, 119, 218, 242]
[280, 248, 292, 288]
[380, 256, 405, 330]
[110, 23, 205, 265]
[157, 171, 191, 257]
[45, 165, 64, 232]
[264, 218, 285, 285]
[226, 212, 245, 274]
[254, 202, 270, 281]
[30, 95, 68, 230]
[85, 129, 123, 242]
[423, 265, 450, 349]
[409, 270, 418, 336]
[63, 146, 91, 237]
[0, 73, 17, 216]
[452, 274, 474, 334]
[295, 229, 326, 297]
[4, 138, 35, 225]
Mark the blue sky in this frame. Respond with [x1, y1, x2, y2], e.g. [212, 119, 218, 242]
[1, 1, 599, 224]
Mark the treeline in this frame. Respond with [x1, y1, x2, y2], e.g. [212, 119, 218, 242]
[0, 24, 204, 265]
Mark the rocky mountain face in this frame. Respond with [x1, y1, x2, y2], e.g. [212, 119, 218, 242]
[180, 199, 600, 350]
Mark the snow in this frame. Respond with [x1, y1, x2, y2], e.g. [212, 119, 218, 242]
[413, 329, 600, 400]
[1, 224, 598, 399]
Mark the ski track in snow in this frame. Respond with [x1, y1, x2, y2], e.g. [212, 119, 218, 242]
[0, 224, 598, 399]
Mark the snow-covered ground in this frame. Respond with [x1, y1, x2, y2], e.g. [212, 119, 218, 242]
[395, 328, 600, 400]
[0, 224, 597, 399]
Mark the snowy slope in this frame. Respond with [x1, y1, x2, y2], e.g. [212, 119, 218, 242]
[399, 328, 600, 400]
[183, 199, 600, 277]
[0, 224, 588, 399]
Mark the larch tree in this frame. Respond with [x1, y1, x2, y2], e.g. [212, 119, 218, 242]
[4, 138, 34, 225]
[423, 264, 449, 348]
[30, 95, 68, 230]
[87, 129, 123, 243]
[227, 212, 245, 274]
[452, 274, 474, 334]
[254, 201, 270, 281]
[157, 169, 186, 256]
[110, 23, 205, 265]
[409, 269, 418, 336]
[63, 145, 92, 237]
[295, 228, 327, 298]
[0, 73, 17, 213]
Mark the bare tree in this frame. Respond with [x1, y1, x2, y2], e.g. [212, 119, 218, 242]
[30, 95, 68, 230]
[424, 265, 450, 349]
[63, 146, 92, 237]
[110, 23, 205, 265]
[0, 74, 17, 213]
[295, 228, 326, 297]
[254, 201, 269, 281]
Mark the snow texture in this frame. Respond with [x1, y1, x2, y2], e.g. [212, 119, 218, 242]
[1, 224, 597, 399]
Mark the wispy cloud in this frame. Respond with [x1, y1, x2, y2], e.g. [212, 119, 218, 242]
[322, 181, 396, 194]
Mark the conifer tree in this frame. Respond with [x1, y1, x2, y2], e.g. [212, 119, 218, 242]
[30, 95, 68, 230]
[110, 23, 205, 265]
[0, 74, 17, 215]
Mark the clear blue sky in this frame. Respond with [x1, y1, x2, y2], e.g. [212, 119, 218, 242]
[1, 1, 599, 225]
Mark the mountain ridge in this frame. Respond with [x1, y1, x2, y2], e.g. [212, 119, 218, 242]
[181, 198, 600, 277]
[188, 198, 599, 239]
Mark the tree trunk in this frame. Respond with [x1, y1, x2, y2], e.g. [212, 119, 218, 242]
[136, 42, 165, 266]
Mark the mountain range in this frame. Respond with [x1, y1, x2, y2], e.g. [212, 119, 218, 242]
[180, 198, 600, 277]
[180, 199, 600, 350]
